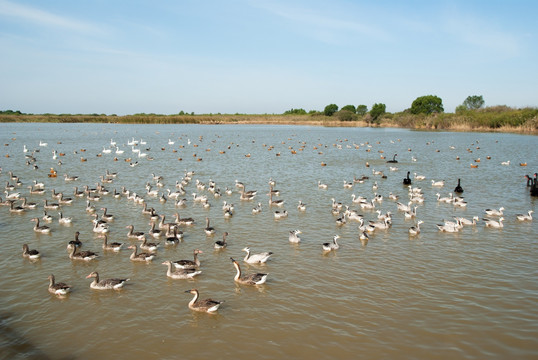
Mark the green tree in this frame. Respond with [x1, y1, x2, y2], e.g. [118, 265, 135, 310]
[356, 105, 368, 116]
[462, 95, 485, 110]
[336, 110, 356, 121]
[283, 108, 307, 115]
[370, 103, 386, 123]
[324, 104, 339, 116]
[410, 95, 444, 114]
[341, 105, 356, 113]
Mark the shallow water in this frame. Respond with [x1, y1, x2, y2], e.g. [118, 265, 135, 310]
[0, 123, 537, 359]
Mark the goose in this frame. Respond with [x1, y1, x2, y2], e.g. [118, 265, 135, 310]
[343, 180, 353, 189]
[175, 198, 187, 207]
[148, 222, 162, 238]
[359, 231, 369, 242]
[483, 217, 504, 228]
[101, 207, 114, 221]
[225, 187, 233, 195]
[454, 179, 464, 193]
[5, 190, 20, 199]
[273, 210, 288, 219]
[22, 244, 41, 259]
[31, 217, 51, 234]
[173, 249, 203, 269]
[162, 261, 201, 279]
[185, 289, 223, 313]
[436, 193, 452, 203]
[58, 193, 73, 205]
[140, 236, 159, 252]
[268, 193, 284, 206]
[243, 247, 273, 264]
[204, 217, 215, 235]
[69, 245, 98, 261]
[335, 212, 347, 226]
[214, 232, 229, 249]
[164, 225, 183, 245]
[85, 200, 96, 213]
[322, 235, 340, 251]
[101, 234, 123, 252]
[397, 201, 412, 212]
[389, 166, 399, 172]
[455, 216, 479, 226]
[372, 181, 379, 190]
[92, 219, 109, 234]
[431, 180, 445, 187]
[230, 258, 268, 285]
[64, 174, 79, 181]
[485, 207, 504, 216]
[331, 198, 343, 211]
[252, 202, 262, 214]
[368, 218, 391, 230]
[403, 171, 412, 185]
[408, 220, 424, 236]
[128, 244, 155, 262]
[126, 225, 145, 240]
[404, 206, 417, 219]
[436, 220, 461, 232]
[414, 173, 426, 181]
[289, 230, 302, 243]
[297, 201, 306, 211]
[501, 160, 510, 166]
[48, 274, 72, 296]
[28, 186, 46, 195]
[9, 200, 25, 213]
[86, 272, 129, 290]
[174, 212, 195, 226]
[516, 210, 533, 221]
[386, 154, 398, 163]
[360, 199, 376, 210]
[318, 180, 328, 189]
[67, 231, 83, 249]
[58, 212, 73, 225]
[42, 211, 53, 222]
[39, 140, 48, 147]
[351, 194, 366, 204]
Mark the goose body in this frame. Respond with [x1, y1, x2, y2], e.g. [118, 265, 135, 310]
[204, 217, 215, 235]
[173, 249, 202, 269]
[162, 261, 201, 279]
[231, 258, 268, 285]
[242, 247, 273, 264]
[431, 180, 445, 187]
[22, 244, 41, 259]
[48, 274, 71, 296]
[128, 245, 155, 262]
[69, 245, 98, 261]
[485, 207, 504, 216]
[516, 210, 533, 221]
[126, 225, 145, 240]
[322, 235, 340, 251]
[101, 235, 123, 251]
[484, 217, 504, 228]
[274, 210, 288, 219]
[408, 220, 424, 236]
[86, 272, 129, 290]
[31, 218, 51, 234]
[288, 230, 302, 243]
[214, 232, 229, 249]
[185, 289, 222, 313]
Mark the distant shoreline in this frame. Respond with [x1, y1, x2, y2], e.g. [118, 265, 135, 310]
[1, 112, 536, 135]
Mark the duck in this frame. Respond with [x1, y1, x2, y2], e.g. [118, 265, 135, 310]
[242, 247, 273, 264]
[86, 271, 129, 290]
[288, 229, 302, 243]
[126, 225, 145, 240]
[128, 244, 155, 262]
[101, 234, 123, 252]
[322, 235, 340, 251]
[48, 274, 72, 296]
[31, 217, 51, 234]
[162, 261, 202, 279]
[214, 232, 229, 249]
[485, 207, 504, 216]
[69, 245, 98, 261]
[454, 179, 464, 193]
[204, 217, 215, 235]
[408, 220, 424, 236]
[173, 249, 203, 269]
[483, 217, 504, 228]
[22, 244, 41, 259]
[230, 258, 268, 285]
[403, 171, 412, 185]
[516, 210, 533, 221]
[185, 289, 223, 313]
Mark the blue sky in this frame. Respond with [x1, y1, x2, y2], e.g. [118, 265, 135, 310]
[1, 0, 537, 115]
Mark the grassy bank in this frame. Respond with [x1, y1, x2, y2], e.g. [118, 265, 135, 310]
[0, 107, 536, 134]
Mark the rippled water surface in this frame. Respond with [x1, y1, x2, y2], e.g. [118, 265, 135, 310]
[0, 123, 537, 359]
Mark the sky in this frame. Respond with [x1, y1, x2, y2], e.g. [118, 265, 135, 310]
[0, 0, 537, 115]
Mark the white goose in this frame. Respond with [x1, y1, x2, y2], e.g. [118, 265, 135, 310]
[288, 230, 302, 243]
[431, 180, 445, 187]
[485, 207, 504, 216]
[408, 220, 424, 236]
[230, 258, 268, 285]
[322, 235, 340, 251]
[483, 217, 504, 228]
[242, 247, 273, 264]
[86, 272, 129, 290]
[516, 210, 533, 221]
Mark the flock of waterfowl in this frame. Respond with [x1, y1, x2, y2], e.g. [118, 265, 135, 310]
[2, 129, 536, 316]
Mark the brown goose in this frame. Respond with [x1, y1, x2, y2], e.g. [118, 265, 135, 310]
[162, 261, 201, 279]
[172, 249, 202, 269]
[86, 271, 129, 290]
[48, 274, 71, 296]
[128, 244, 155, 262]
[101, 234, 123, 251]
[69, 245, 98, 261]
[185, 289, 222, 313]
[22, 244, 41, 260]
[230, 258, 268, 285]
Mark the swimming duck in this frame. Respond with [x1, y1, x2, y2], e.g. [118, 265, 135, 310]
[185, 289, 223, 313]
[230, 258, 268, 285]
[86, 272, 129, 290]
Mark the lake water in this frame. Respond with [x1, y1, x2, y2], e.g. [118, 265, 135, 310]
[0, 123, 537, 359]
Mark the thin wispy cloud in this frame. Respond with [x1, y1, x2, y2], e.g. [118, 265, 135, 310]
[250, 0, 390, 44]
[0, 0, 103, 34]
